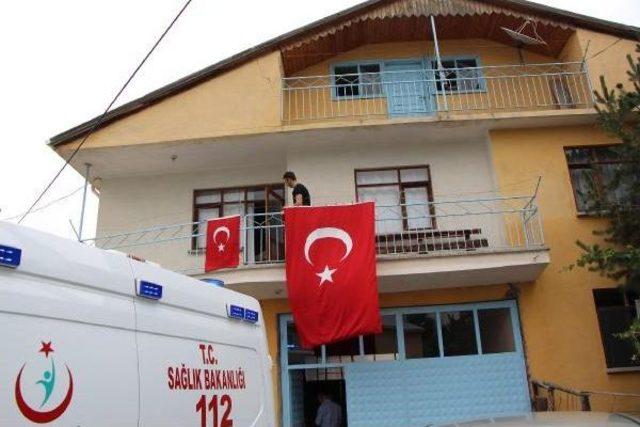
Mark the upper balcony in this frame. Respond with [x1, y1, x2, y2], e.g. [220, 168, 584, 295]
[84, 193, 549, 298]
[282, 61, 594, 125]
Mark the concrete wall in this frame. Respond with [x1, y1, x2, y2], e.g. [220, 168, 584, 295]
[490, 124, 640, 410]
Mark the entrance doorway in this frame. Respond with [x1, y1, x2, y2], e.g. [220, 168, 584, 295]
[289, 369, 347, 427]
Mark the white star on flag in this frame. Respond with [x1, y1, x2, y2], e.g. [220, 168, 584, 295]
[218, 243, 225, 252]
[316, 265, 337, 286]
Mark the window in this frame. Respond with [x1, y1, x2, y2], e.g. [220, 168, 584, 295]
[593, 289, 639, 370]
[192, 184, 284, 251]
[441, 310, 478, 356]
[403, 313, 439, 359]
[564, 145, 630, 213]
[478, 308, 516, 354]
[432, 57, 483, 92]
[355, 166, 435, 234]
[333, 63, 382, 98]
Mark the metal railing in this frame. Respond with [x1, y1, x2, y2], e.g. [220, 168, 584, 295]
[83, 194, 545, 274]
[532, 380, 640, 416]
[282, 62, 594, 123]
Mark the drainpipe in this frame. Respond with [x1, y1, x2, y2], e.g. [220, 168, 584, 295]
[78, 163, 92, 242]
[430, 15, 448, 112]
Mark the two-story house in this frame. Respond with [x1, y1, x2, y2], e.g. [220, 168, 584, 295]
[49, 0, 640, 425]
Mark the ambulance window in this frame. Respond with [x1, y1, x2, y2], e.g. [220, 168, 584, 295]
[363, 314, 399, 360]
[286, 322, 321, 365]
[441, 311, 478, 356]
[478, 308, 516, 354]
[403, 313, 439, 359]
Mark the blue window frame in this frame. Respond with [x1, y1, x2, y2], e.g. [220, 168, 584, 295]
[431, 56, 486, 93]
[332, 62, 384, 99]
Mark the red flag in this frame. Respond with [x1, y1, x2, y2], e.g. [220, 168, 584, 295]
[284, 202, 382, 348]
[205, 215, 241, 272]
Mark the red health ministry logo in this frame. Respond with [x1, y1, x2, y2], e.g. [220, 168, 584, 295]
[14, 341, 74, 424]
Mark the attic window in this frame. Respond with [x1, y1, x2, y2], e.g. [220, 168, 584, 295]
[334, 63, 382, 98]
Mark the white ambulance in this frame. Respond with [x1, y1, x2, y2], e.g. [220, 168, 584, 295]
[0, 221, 275, 426]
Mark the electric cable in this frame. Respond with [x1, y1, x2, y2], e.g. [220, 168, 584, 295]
[2, 185, 84, 221]
[18, 0, 193, 224]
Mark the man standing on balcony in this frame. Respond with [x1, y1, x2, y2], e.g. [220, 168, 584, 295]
[283, 171, 311, 206]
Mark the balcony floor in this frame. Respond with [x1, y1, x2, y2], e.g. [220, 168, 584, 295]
[201, 246, 550, 299]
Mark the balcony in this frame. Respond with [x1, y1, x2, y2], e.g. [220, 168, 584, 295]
[282, 62, 594, 124]
[84, 194, 549, 297]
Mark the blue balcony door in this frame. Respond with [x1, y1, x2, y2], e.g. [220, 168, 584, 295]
[384, 60, 436, 117]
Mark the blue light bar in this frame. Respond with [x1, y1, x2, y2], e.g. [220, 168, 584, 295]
[227, 304, 245, 320]
[0, 245, 22, 268]
[137, 280, 163, 300]
[244, 309, 259, 323]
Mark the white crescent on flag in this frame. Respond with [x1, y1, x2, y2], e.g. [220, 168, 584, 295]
[213, 226, 230, 244]
[303, 227, 353, 266]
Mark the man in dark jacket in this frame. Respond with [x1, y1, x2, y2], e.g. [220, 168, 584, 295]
[283, 171, 311, 206]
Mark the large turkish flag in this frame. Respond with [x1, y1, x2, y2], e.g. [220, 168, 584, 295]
[284, 202, 382, 348]
[205, 215, 241, 272]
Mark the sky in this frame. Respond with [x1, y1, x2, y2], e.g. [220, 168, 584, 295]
[1, 0, 639, 240]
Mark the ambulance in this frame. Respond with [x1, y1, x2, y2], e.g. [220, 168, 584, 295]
[0, 221, 275, 426]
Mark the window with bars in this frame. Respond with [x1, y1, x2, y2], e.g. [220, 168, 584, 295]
[333, 63, 383, 98]
[432, 57, 484, 93]
[355, 166, 435, 234]
[192, 184, 284, 251]
[564, 145, 630, 214]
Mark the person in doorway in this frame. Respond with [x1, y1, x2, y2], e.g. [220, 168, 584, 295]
[283, 171, 311, 206]
[315, 392, 342, 427]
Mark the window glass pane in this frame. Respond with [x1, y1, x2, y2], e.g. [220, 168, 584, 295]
[595, 145, 623, 162]
[286, 321, 321, 365]
[456, 58, 478, 68]
[335, 65, 359, 97]
[358, 186, 402, 234]
[223, 190, 244, 202]
[363, 314, 399, 361]
[569, 168, 594, 212]
[247, 189, 264, 201]
[196, 208, 219, 248]
[403, 313, 439, 359]
[400, 168, 428, 183]
[195, 191, 221, 204]
[596, 305, 638, 368]
[223, 203, 244, 217]
[360, 64, 382, 97]
[441, 311, 478, 356]
[457, 65, 481, 91]
[404, 187, 431, 229]
[356, 169, 398, 185]
[478, 308, 516, 354]
[601, 163, 626, 204]
[564, 148, 591, 164]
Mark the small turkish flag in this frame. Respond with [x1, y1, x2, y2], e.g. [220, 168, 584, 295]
[284, 202, 382, 348]
[205, 215, 241, 272]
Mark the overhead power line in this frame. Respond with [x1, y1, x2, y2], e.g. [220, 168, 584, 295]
[18, 0, 193, 224]
[2, 185, 85, 221]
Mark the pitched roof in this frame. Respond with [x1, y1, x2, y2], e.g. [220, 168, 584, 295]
[49, 0, 640, 147]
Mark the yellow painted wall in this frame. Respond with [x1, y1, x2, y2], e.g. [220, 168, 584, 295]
[490, 125, 640, 411]
[261, 284, 512, 425]
[561, 29, 639, 92]
[57, 51, 284, 151]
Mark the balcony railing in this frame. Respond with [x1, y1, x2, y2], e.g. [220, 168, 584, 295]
[282, 62, 594, 124]
[83, 194, 545, 275]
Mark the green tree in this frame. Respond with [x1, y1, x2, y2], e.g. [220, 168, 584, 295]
[574, 45, 640, 360]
